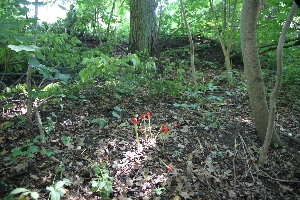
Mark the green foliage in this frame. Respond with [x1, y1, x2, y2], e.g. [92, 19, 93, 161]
[46, 179, 71, 200]
[4, 188, 39, 200]
[38, 32, 82, 68]
[90, 163, 114, 199]
[4, 134, 51, 162]
[151, 187, 166, 195]
[92, 118, 108, 128]
[61, 136, 73, 145]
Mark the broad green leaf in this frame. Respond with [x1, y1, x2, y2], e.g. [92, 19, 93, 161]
[14, 35, 34, 43]
[27, 56, 40, 68]
[30, 191, 39, 199]
[49, 191, 61, 200]
[10, 188, 29, 194]
[54, 181, 65, 189]
[8, 45, 39, 52]
[0, 22, 21, 29]
[63, 178, 72, 186]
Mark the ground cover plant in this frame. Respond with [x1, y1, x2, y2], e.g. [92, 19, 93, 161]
[1, 0, 300, 199]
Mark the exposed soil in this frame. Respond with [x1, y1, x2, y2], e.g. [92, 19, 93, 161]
[0, 37, 299, 200]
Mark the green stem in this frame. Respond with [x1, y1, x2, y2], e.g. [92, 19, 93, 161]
[148, 118, 151, 135]
[134, 124, 139, 146]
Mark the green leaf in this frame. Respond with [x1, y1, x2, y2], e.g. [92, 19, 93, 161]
[58, 4, 67, 10]
[27, 145, 39, 153]
[42, 151, 55, 156]
[27, 56, 40, 68]
[63, 178, 72, 186]
[49, 190, 61, 200]
[114, 106, 122, 111]
[112, 111, 120, 118]
[10, 188, 29, 194]
[54, 181, 65, 189]
[8, 45, 39, 52]
[0, 22, 21, 29]
[14, 35, 34, 43]
[30, 191, 40, 199]
[93, 165, 102, 175]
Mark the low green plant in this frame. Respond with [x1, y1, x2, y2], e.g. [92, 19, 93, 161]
[112, 106, 122, 118]
[7, 139, 39, 162]
[90, 163, 114, 200]
[5, 135, 52, 162]
[151, 187, 166, 195]
[61, 136, 73, 145]
[92, 118, 108, 128]
[4, 188, 39, 200]
[171, 150, 182, 158]
[46, 178, 72, 200]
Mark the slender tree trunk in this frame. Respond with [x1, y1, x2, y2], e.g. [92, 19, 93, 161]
[106, 0, 116, 35]
[179, 0, 196, 86]
[240, 0, 282, 147]
[26, 0, 39, 129]
[259, 2, 298, 164]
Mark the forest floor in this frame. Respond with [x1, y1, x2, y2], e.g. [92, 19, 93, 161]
[0, 37, 300, 200]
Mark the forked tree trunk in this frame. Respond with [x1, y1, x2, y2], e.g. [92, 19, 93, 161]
[209, 0, 238, 84]
[240, 0, 282, 147]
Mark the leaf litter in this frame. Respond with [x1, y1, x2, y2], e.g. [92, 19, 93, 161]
[0, 74, 300, 199]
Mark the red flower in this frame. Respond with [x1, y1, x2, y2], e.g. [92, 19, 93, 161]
[160, 126, 169, 133]
[146, 112, 151, 118]
[164, 127, 169, 133]
[141, 114, 145, 120]
[166, 166, 172, 171]
[131, 118, 138, 124]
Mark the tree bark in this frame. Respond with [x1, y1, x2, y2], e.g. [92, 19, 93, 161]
[129, 0, 158, 57]
[240, 0, 282, 147]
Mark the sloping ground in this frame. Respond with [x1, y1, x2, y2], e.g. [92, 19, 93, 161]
[0, 71, 300, 199]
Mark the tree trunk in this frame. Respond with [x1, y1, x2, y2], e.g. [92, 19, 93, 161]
[179, 0, 196, 86]
[129, 0, 158, 57]
[26, 0, 39, 129]
[240, 0, 282, 147]
[259, 2, 298, 164]
[209, 0, 238, 84]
